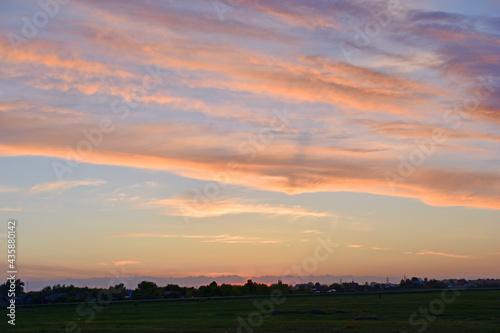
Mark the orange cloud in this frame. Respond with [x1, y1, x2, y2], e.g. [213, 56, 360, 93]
[371, 247, 392, 251]
[415, 250, 476, 259]
[301, 230, 323, 234]
[0, 18, 440, 117]
[0, 112, 499, 211]
[141, 197, 332, 219]
[28, 179, 106, 195]
[370, 120, 500, 142]
[112, 261, 141, 266]
[0, 207, 22, 212]
[109, 233, 280, 245]
[0, 185, 19, 193]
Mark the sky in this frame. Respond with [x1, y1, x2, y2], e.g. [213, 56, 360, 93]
[0, 0, 499, 284]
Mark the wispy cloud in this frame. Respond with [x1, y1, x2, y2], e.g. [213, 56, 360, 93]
[201, 235, 280, 245]
[346, 244, 363, 248]
[415, 250, 476, 259]
[301, 230, 323, 234]
[109, 233, 280, 245]
[112, 260, 141, 266]
[371, 246, 392, 251]
[28, 179, 106, 195]
[141, 197, 332, 219]
[0, 207, 22, 212]
[3, 112, 499, 209]
[0, 185, 20, 193]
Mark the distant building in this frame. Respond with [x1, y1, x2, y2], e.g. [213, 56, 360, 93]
[46, 292, 67, 302]
[346, 282, 359, 289]
[294, 284, 309, 290]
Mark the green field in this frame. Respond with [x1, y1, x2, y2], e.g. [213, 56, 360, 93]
[2, 289, 499, 332]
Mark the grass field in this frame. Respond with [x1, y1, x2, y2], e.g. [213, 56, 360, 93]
[2, 289, 499, 332]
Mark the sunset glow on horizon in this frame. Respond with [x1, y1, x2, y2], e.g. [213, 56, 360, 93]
[0, 0, 499, 284]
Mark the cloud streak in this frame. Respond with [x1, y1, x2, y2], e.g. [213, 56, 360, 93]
[0, 207, 22, 212]
[109, 233, 280, 245]
[415, 250, 476, 259]
[28, 179, 106, 195]
[141, 196, 332, 219]
[112, 261, 141, 266]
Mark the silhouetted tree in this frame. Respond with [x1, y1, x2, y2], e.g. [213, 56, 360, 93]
[134, 281, 161, 299]
[0, 279, 24, 298]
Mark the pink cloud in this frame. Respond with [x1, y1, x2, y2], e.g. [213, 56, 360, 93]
[415, 250, 476, 259]
[109, 233, 280, 245]
[112, 261, 141, 266]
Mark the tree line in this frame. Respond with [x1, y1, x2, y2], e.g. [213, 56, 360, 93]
[1, 277, 498, 304]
